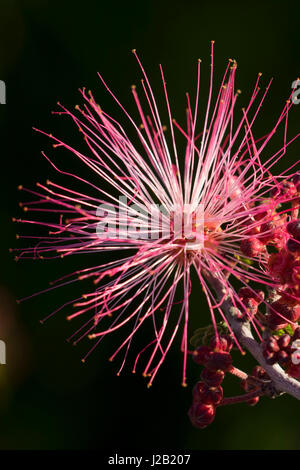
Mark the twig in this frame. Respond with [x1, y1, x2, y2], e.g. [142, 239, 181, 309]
[220, 390, 262, 406]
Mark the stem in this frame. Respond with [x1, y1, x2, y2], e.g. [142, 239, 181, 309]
[219, 390, 261, 406]
[228, 365, 248, 380]
[204, 271, 300, 400]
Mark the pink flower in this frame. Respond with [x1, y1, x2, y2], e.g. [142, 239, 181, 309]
[16, 43, 300, 387]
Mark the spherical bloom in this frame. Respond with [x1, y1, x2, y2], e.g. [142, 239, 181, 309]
[15, 43, 300, 387]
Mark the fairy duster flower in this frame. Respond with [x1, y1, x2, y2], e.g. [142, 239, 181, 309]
[15, 43, 300, 392]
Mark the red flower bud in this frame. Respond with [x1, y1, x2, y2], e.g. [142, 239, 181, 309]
[260, 221, 282, 244]
[268, 251, 295, 284]
[201, 368, 225, 387]
[240, 238, 264, 257]
[193, 345, 212, 365]
[269, 301, 300, 323]
[204, 351, 233, 371]
[263, 349, 277, 365]
[276, 350, 290, 366]
[202, 386, 223, 406]
[266, 312, 288, 331]
[238, 287, 265, 304]
[209, 335, 229, 352]
[188, 403, 216, 429]
[277, 334, 291, 349]
[265, 336, 280, 353]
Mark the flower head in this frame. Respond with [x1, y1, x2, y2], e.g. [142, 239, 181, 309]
[15, 43, 300, 388]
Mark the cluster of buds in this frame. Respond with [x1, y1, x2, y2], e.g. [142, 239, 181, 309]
[188, 333, 273, 428]
[189, 325, 300, 429]
[263, 334, 292, 366]
[193, 335, 234, 370]
[189, 336, 233, 428]
[263, 327, 300, 379]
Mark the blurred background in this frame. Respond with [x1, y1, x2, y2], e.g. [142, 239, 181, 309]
[0, 0, 300, 450]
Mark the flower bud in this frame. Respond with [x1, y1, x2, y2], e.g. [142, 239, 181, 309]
[188, 403, 216, 429]
[202, 386, 223, 406]
[270, 301, 300, 323]
[263, 349, 277, 365]
[276, 350, 290, 366]
[277, 334, 291, 349]
[201, 368, 225, 387]
[238, 287, 265, 304]
[268, 251, 294, 284]
[266, 312, 288, 331]
[240, 238, 264, 258]
[265, 335, 280, 353]
[260, 221, 282, 244]
[209, 335, 229, 352]
[266, 301, 300, 330]
[193, 345, 212, 365]
[204, 351, 233, 371]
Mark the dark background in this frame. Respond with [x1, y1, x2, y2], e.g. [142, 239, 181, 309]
[0, 0, 300, 450]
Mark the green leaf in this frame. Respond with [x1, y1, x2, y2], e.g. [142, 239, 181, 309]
[273, 329, 285, 337]
[284, 324, 294, 336]
[273, 324, 294, 337]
